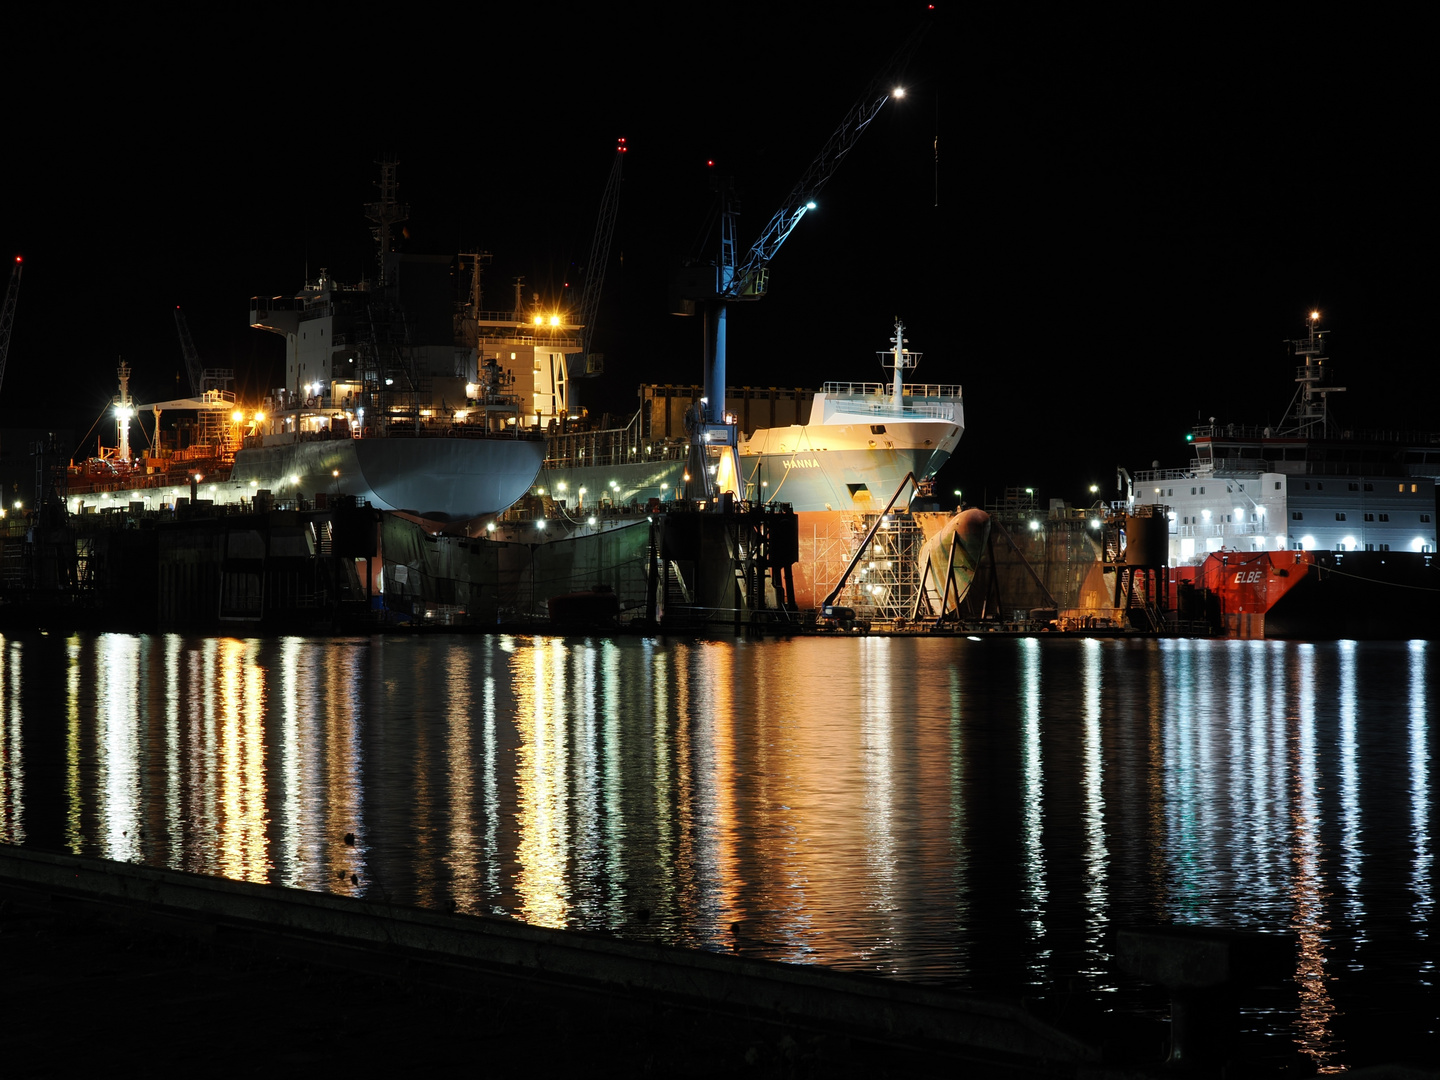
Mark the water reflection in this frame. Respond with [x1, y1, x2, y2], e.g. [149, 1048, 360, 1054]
[0, 630, 1433, 1071]
[1, 637, 23, 845]
[1408, 642, 1433, 984]
[1019, 637, 1047, 985]
[1291, 644, 1340, 1072]
[1080, 638, 1109, 986]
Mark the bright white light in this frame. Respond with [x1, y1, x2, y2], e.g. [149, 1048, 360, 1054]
[1342, 536, 1357, 551]
[893, 87, 906, 98]
[1234, 508, 1244, 519]
[536, 519, 546, 531]
[1300, 535, 1316, 550]
[1413, 537, 1426, 552]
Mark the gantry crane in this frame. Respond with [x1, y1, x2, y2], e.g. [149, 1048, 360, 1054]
[0, 256, 22, 397]
[672, 18, 930, 502]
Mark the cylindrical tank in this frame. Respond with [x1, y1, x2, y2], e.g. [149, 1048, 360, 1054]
[1119, 510, 1168, 566]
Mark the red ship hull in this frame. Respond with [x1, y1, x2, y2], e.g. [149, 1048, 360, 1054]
[1174, 550, 1440, 639]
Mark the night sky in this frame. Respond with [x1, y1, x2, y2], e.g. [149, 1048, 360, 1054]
[2, 7, 1429, 509]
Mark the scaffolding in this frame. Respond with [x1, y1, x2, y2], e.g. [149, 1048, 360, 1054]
[803, 511, 926, 622]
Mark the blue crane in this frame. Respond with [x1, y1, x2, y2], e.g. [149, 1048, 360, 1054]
[673, 18, 930, 502]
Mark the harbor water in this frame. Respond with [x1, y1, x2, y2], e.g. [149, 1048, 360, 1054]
[1, 631, 1434, 1071]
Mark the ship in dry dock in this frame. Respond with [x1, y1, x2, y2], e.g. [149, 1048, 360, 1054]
[1136, 312, 1440, 638]
[537, 320, 962, 516]
[54, 164, 547, 524]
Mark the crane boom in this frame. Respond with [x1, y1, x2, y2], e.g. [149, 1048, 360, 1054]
[0, 256, 22, 396]
[174, 305, 205, 397]
[576, 139, 626, 370]
[677, 16, 931, 501]
[730, 21, 929, 300]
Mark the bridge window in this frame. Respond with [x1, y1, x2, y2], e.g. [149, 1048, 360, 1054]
[1335, 513, 1346, 521]
[1291, 512, 1303, 520]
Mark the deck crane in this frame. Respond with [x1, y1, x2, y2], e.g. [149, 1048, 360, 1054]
[571, 138, 627, 383]
[174, 305, 205, 397]
[0, 256, 21, 397]
[672, 19, 929, 502]
[173, 306, 235, 397]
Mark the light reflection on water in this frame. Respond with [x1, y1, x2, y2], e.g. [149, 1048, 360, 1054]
[0, 631, 1435, 1068]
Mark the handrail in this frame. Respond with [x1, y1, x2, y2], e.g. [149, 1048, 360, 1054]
[822, 381, 962, 398]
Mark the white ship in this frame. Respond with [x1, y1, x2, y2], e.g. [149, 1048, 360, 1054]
[537, 320, 963, 512]
[1131, 311, 1438, 564]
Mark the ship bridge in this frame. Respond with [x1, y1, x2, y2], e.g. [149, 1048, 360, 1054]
[815, 381, 963, 425]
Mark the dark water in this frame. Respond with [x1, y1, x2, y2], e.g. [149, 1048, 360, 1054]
[1, 632, 1434, 1070]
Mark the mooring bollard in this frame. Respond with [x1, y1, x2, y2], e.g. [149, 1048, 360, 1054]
[1115, 925, 1294, 1072]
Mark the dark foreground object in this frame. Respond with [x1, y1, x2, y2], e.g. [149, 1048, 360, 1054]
[0, 845, 1103, 1078]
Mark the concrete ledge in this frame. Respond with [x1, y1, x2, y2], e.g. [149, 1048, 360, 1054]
[1, 844, 1098, 1067]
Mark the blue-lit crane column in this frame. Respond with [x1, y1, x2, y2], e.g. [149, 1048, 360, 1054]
[679, 15, 924, 504]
